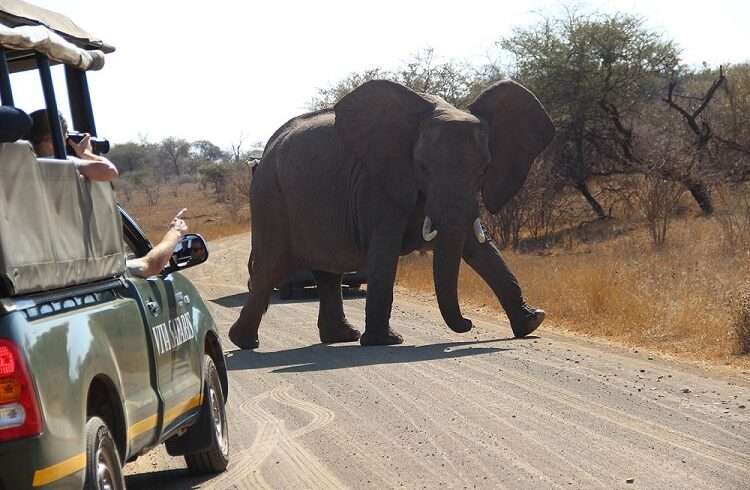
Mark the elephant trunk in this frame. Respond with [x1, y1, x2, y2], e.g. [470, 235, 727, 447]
[433, 226, 473, 333]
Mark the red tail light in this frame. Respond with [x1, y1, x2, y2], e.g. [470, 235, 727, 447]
[0, 339, 41, 442]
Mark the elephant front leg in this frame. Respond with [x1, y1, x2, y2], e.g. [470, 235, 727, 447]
[360, 234, 404, 346]
[313, 270, 361, 344]
[462, 235, 545, 338]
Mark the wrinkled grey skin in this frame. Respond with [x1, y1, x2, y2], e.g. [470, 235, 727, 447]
[229, 80, 554, 348]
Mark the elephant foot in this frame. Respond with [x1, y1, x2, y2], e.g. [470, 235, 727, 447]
[319, 320, 361, 344]
[447, 318, 473, 334]
[510, 306, 545, 338]
[228, 322, 260, 350]
[360, 327, 404, 346]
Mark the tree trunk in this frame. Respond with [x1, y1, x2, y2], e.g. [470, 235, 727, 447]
[685, 180, 713, 215]
[575, 181, 607, 219]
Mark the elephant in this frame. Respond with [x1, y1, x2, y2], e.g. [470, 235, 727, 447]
[228, 79, 554, 349]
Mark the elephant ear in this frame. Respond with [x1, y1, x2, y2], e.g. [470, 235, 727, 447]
[468, 80, 555, 213]
[335, 79, 434, 176]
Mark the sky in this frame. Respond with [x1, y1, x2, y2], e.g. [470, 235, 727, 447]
[9, 0, 750, 148]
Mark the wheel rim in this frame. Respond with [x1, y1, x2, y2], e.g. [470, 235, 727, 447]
[209, 385, 228, 456]
[95, 443, 117, 490]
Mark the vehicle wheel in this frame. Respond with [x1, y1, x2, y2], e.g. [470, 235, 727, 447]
[184, 355, 229, 474]
[279, 282, 294, 300]
[83, 416, 125, 490]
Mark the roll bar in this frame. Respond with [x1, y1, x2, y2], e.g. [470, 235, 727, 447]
[0, 48, 11, 105]
[0, 47, 98, 159]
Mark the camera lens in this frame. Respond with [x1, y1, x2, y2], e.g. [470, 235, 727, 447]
[66, 132, 110, 155]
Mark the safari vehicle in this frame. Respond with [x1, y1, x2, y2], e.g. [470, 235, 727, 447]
[0, 2, 229, 488]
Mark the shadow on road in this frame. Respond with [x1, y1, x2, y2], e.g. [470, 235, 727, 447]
[125, 468, 214, 490]
[224, 339, 511, 373]
[211, 286, 366, 308]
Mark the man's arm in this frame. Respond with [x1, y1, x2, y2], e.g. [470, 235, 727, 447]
[69, 133, 119, 181]
[127, 209, 188, 278]
[75, 158, 119, 181]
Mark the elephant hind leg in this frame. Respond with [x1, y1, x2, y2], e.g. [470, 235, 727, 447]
[312, 270, 361, 344]
[231, 171, 293, 350]
[229, 251, 292, 350]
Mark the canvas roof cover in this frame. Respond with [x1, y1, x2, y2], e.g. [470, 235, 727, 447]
[0, 23, 106, 71]
[0, 142, 125, 297]
[0, 0, 113, 72]
[0, 0, 113, 52]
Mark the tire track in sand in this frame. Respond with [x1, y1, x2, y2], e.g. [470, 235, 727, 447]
[210, 384, 343, 490]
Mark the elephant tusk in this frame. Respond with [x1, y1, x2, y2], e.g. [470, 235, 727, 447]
[473, 218, 486, 243]
[422, 216, 438, 242]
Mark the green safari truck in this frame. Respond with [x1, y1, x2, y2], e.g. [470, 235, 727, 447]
[0, 2, 229, 488]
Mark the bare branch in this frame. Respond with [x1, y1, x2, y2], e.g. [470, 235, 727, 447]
[663, 81, 701, 135]
[693, 65, 726, 119]
[662, 67, 726, 147]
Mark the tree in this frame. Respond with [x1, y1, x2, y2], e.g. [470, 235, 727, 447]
[600, 65, 750, 215]
[310, 68, 392, 110]
[191, 140, 226, 162]
[107, 141, 155, 174]
[395, 48, 481, 108]
[309, 49, 498, 111]
[159, 137, 190, 177]
[499, 9, 680, 218]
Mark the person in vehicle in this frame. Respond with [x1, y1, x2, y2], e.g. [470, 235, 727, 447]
[26, 109, 119, 181]
[127, 209, 189, 278]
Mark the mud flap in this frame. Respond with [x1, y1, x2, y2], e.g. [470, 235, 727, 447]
[164, 404, 213, 456]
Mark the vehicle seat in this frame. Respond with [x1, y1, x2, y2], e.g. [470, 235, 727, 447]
[0, 106, 32, 143]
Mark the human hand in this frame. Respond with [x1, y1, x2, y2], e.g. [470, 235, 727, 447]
[169, 208, 189, 235]
[68, 133, 93, 158]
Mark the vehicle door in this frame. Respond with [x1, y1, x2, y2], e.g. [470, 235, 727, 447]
[121, 211, 202, 438]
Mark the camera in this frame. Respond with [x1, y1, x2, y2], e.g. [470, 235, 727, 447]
[67, 131, 110, 155]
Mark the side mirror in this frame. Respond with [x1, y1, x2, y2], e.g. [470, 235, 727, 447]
[170, 233, 209, 270]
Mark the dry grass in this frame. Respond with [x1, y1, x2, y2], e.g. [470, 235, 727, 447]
[397, 216, 750, 368]
[115, 182, 250, 242]
[729, 283, 750, 356]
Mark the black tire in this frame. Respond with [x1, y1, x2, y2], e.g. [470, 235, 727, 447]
[83, 416, 125, 490]
[184, 355, 229, 474]
[279, 282, 294, 300]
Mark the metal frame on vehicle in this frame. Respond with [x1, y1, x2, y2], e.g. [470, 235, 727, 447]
[1, 48, 98, 158]
[0, 1, 114, 157]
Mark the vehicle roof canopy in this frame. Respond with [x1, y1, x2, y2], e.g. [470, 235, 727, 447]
[0, 0, 113, 51]
[0, 0, 113, 72]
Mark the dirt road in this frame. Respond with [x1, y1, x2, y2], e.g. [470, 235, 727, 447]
[125, 233, 750, 489]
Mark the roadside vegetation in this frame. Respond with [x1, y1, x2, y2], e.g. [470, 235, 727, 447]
[112, 137, 259, 240]
[114, 7, 749, 366]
